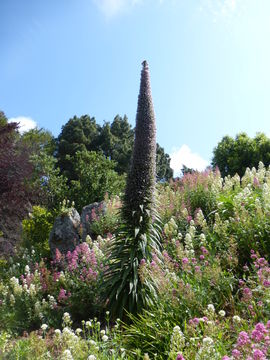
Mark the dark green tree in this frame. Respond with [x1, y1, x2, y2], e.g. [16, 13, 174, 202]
[109, 115, 134, 174]
[56, 115, 101, 180]
[212, 132, 270, 178]
[181, 164, 196, 175]
[104, 61, 161, 318]
[56, 113, 172, 182]
[156, 143, 173, 180]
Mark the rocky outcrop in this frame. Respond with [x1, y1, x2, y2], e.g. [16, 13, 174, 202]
[49, 208, 81, 258]
[81, 201, 107, 241]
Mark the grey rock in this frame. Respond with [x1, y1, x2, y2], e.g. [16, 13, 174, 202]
[49, 208, 81, 258]
[81, 201, 107, 241]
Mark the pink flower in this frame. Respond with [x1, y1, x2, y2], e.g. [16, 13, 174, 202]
[182, 257, 189, 265]
[253, 177, 260, 187]
[140, 259, 146, 265]
[55, 248, 62, 263]
[231, 349, 241, 358]
[58, 288, 68, 302]
[253, 349, 266, 360]
[176, 354, 185, 360]
[237, 331, 250, 347]
[201, 246, 208, 255]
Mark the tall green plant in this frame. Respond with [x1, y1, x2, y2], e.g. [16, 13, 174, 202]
[103, 61, 161, 318]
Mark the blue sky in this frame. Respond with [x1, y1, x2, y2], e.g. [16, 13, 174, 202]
[1, 0, 270, 175]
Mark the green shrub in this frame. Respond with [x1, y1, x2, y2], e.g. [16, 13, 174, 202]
[22, 206, 54, 258]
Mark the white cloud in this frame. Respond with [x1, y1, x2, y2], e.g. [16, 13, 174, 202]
[200, 0, 241, 19]
[94, 0, 142, 17]
[170, 144, 209, 177]
[8, 116, 37, 134]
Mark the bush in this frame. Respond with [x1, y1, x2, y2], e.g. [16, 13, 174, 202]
[22, 206, 54, 258]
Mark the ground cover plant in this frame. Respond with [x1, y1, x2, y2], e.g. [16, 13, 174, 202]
[1, 62, 270, 359]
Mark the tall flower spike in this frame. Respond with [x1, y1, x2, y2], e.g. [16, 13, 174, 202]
[123, 60, 157, 232]
[103, 61, 160, 319]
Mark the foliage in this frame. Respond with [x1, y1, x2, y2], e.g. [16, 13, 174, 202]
[2, 162, 270, 358]
[88, 195, 122, 237]
[0, 110, 8, 126]
[57, 115, 101, 181]
[156, 143, 173, 181]
[100, 115, 134, 175]
[181, 164, 196, 175]
[212, 132, 270, 178]
[0, 121, 38, 254]
[68, 150, 125, 213]
[30, 151, 68, 211]
[56, 113, 172, 182]
[22, 206, 54, 258]
[0, 236, 109, 335]
[21, 127, 56, 157]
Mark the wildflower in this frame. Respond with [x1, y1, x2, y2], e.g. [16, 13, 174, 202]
[55, 329, 61, 335]
[233, 315, 241, 324]
[253, 349, 266, 360]
[219, 310, 226, 317]
[102, 335, 108, 342]
[9, 294, 15, 306]
[207, 304, 215, 313]
[86, 321, 92, 327]
[231, 349, 241, 358]
[170, 325, 185, 354]
[182, 257, 189, 265]
[61, 349, 73, 360]
[25, 265, 30, 274]
[202, 337, 213, 345]
[87, 356, 96, 360]
[75, 328, 82, 335]
[41, 324, 48, 331]
[176, 355, 185, 360]
[63, 312, 71, 322]
[58, 288, 68, 302]
[237, 331, 250, 347]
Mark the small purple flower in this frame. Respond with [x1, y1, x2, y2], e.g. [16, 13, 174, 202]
[176, 354, 185, 360]
[182, 257, 189, 265]
[140, 258, 146, 265]
[253, 349, 266, 360]
[231, 349, 241, 358]
[237, 331, 250, 347]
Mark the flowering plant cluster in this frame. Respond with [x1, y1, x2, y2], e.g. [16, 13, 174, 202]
[0, 236, 110, 333]
[1, 163, 270, 358]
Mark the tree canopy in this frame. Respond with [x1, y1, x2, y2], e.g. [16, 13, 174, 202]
[212, 132, 270, 178]
[56, 114, 173, 181]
